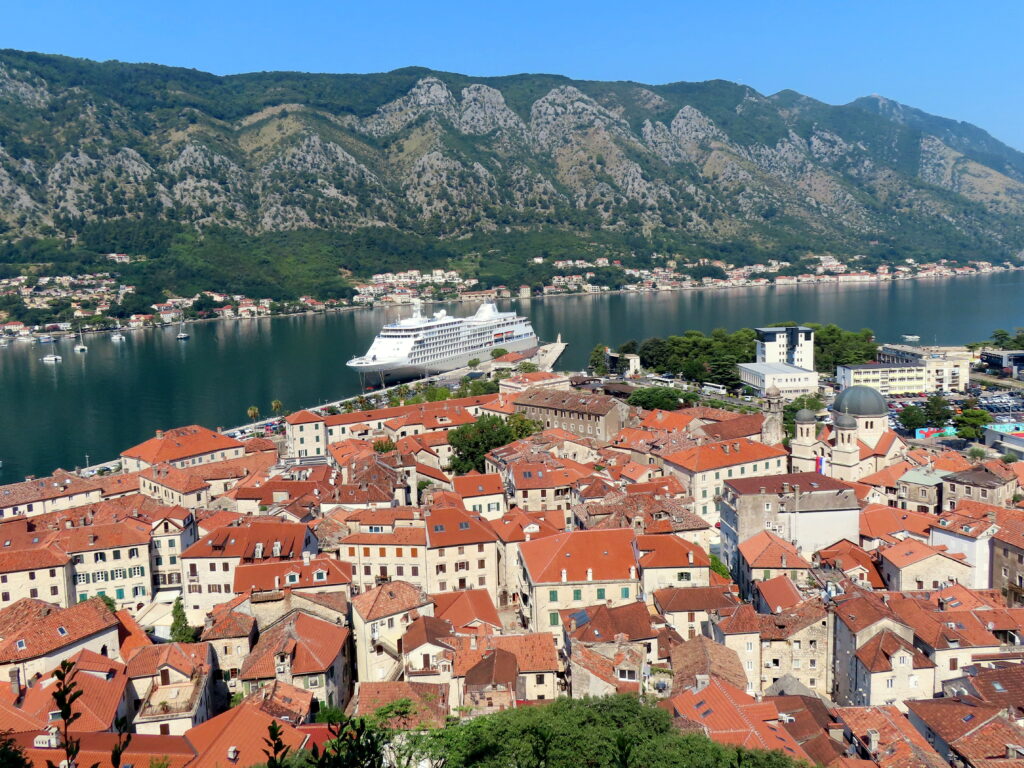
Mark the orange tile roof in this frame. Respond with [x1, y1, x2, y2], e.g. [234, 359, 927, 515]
[755, 575, 804, 613]
[185, 699, 308, 768]
[665, 677, 810, 761]
[653, 586, 739, 614]
[636, 533, 709, 569]
[121, 425, 243, 465]
[663, 438, 787, 473]
[738, 530, 811, 570]
[485, 509, 561, 544]
[670, 634, 748, 692]
[878, 538, 967, 569]
[183, 519, 311, 560]
[859, 504, 933, 544]
[452, 472, 504, 497]
[519, 528, 638, 584]
[639, 410, 697, 431]
[201, 609, 256, 641]
[0, 598, 117, 662]
[17, 732, 196, 768]
[449, 633, 558, 675]
[429, 589, 501, 632]
[51, 519, 151, 552]
[352, 681, 449, 728]
[233, 554, 352, 593]
[855, 629, 934, 673]
[140, 463, 211, 494]
[833, 705, 947, 768]
[0, 469, 102, 507]
[858, 461, 913, 489]
[241, 612, 349, 680]
[126, 642, 210, 679]
[816, 539, 885, 588]
[424, 507, 496, 548]
[352, 580, 430, 622]
[115, 608, 153, 659]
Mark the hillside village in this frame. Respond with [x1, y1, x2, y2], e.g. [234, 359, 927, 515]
[1, 359, 1024, 767]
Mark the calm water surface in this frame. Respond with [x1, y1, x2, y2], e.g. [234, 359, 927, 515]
[2, 271, 1022, 482]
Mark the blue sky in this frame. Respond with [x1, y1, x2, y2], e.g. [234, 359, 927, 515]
[6, 1, 1023, 149]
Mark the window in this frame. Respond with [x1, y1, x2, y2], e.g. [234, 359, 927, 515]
[886, 678, 895, 689]
[677, 572, 692, 582]
[548, 589, 558, 602]
[950, 657, 958, 671]
[745, 641, 753, 652]
[620, 586, 630, 599]
[596, 588, 605, 600]
[549, 612, 559, 627]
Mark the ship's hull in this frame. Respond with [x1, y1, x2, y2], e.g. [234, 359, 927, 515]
[349, 335, 537, 384]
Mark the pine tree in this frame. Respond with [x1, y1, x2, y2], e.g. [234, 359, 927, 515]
[170, 597, 194, 643]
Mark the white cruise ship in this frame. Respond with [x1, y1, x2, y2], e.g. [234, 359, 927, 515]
[347, 301, 537, 383]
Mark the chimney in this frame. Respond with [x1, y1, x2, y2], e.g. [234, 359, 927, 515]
[828, 726, 845, 743]
[722, 444, 730, 455]
[687, 550, 694, 565]
[469, 635, 477, 650]
[629, 565, 636, 580]
[866, 729, 879, 755]
[694, 674, 710, 692]
[8, 669, 19, 696]
[156, 430, 164, 439]
[561, 568, 567, 583]
[782, 482, 790, 494]
[302, 551, 311, 566]
[227, 746, 239, 762]
[274, 576, 280, 590]
[586, 567, 593, 582]
[780, 554, 787, 568]
[89, 534, 97, 546]
[524, 532, 531, 542]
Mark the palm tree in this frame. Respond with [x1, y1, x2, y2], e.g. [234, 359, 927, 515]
[271, 399, 283, 416]
[247, 405, 261, 422]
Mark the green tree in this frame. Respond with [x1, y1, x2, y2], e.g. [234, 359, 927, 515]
[898, 405, 928, 432]
[448, 414, 539, 474]
[170, 597, 195, 643]
[97, 593, 118, 613]
[517, 361, 540, 373]
[955, 409, 993, 440]
[247, 405, 262, 422]
[589, 344, 609, 375]
[924, 395, 953, 426]
[627, 387, 683, 411]
[372, 439, 396, 453]
[0, 731, 31, 768]
[1002, 453, 1019, 464]
[467, 358, 481, 369]
[967, 446, 988, 462]
[709, 554, 731, 580]
[271, 399, 284, 416]
[490, 347, 508, 359]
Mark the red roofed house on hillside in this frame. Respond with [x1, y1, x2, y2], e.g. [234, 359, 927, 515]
[121, 425, 245, 472]
[517, 529, 640, 640]
[735, 531, 812, 601]
[653, 585, 740, 640]
[905, 697, 1024, 767]
[0, 469, 103, 520]
[832, 705, 947, 768]
[452, 472, 507, 520]
[424, 507, 500, 604]
[349, 681, 449, 729]
[636, 534, 711, 594]
[661, 438, 788, 534]
[351, 580, 433, 683]
[848, 629, 936, 710]
[513, 388, 631, 442]
[232, 553, 352, 598]
[240, 611, 352, 711]
[181, 519, 318, 623]
[127, 642, 215, 734]
[876, 538, 972, 592]
[184, 698, 309, 768]
[662, 676, 811, 762]
[0, 597, 120, 682]
[51, 519, 153, 612]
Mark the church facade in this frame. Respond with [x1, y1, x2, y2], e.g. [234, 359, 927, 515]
[790, 385, 907, 482]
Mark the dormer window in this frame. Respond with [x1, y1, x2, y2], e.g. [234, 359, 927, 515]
[433, 524, 445, 532]
[286, 573, 299, 585]
[313, 570, 327, 582]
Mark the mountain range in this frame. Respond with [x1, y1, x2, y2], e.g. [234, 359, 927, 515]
[0, 49, 1022, 298]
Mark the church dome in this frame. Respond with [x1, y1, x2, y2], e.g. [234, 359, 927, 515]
[834, 412, 858, 429]
[794, 409, 816, 424]
[765, 384, 781, 398]
[832, 385, 887, 418]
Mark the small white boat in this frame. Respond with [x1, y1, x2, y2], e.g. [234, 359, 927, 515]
[111, 329, 125, 342]
[74, 329, 88, 353]
[176, 320, 189, 340]
[37, 335, 54, 344]
[16, 335, 36, 343]
[0, 338, 9, 347]
[41, 354, 62, 363]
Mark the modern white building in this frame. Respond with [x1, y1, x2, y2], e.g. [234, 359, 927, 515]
[756, 326, 815, 369]
[737, 362, 819, 398]
[738, 326, 819, 397]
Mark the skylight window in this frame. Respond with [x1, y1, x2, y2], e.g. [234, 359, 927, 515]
[15, 639, 26, 650]
[459, 522, 470, 530]
[57, 627, 68, 636]
[993, 682, 1006, 692]
[433, 524, 445, 532]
